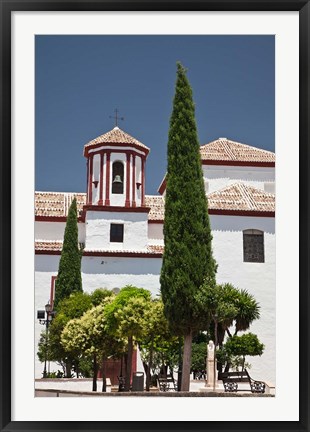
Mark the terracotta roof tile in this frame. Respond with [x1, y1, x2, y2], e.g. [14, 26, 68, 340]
[35, 241, 163, 255]
[147, 245, 164, 254]
[83, 246, 162, 255]
[35, 192, 86, 217]
[207, 183, 275, 212]
[200, 138, 275, 163]
[145, 195, 165, 221]
[84, 127, 149, 152]
[35, 240, 63, 251]
[35, 182, 274, 222]
[146, 183, 275, 218]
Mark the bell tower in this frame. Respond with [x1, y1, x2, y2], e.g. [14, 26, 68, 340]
[82, 127, 150, 252]
[83, 126, 149, 208]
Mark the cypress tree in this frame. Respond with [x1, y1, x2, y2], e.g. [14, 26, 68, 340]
[160, 63, 216, 391]
[54, 197, 83, 309]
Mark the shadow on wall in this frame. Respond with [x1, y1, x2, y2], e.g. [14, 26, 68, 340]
[209, 215, 275, 235]
[82, 256, 162, 275]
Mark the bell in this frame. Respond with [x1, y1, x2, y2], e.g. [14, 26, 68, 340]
[113, 175, 122, 184]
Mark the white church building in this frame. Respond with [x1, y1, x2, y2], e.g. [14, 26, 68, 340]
[35, 126, 275, 384]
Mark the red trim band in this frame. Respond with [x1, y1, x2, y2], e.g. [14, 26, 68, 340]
[141, 157, 145, 206]
[83, 205, 150, 213]
[99, 152, 104, 205]
[35, 216, 84, 222]
[125, 153, 130, 207]
[50, 276, 57, 309]
[86, 159, 90, 203]
[105, 152, 111, 206]
[35, 208, 274, 224]
[132, 154, 136, 207]
[89, 155, 94, 204]
[158, 178, 166, 195]
[202, 160, 275, 167]
[208, 209, 275, 217]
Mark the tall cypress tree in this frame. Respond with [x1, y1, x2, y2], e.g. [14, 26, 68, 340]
[54, 197, 83, 309]
[160, 63, 216, 391]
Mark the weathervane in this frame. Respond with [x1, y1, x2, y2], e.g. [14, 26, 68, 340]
[110, 109, 124, 127]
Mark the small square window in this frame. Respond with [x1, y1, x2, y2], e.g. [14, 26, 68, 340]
[37, 310, 45, 320]
[110, 224, 124, 242]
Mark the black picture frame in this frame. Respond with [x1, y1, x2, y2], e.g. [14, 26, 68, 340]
[1, 1, 309, 431]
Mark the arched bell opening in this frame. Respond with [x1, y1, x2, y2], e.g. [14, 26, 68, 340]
[112, 161, 124, 194]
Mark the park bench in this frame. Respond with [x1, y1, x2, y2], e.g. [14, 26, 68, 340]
[157, 374, 178, 392]
[220, 369, 266, 393]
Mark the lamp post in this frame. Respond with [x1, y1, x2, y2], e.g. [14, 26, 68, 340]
[37, 302, 53, 378]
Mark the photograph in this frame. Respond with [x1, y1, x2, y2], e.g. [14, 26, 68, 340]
[34, 34, 276, 397]
[2, 3, 308, 429]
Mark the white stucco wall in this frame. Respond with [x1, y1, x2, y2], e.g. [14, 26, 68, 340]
[81, 256, 161, 295]
[85, 210, 148, 251]
[135, 156, 142, 207]
[202, 165, 275, 193]
[148, 223, 164, 243]
[209, 215, 275, 384]
[35, 213, 275, 384]
[35, 255, 60, 378]
[35, 221, 85, 243]
[91, 153, 101, 204]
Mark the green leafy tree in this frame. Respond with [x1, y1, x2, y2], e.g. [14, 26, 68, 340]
[139, 299, 178, 390]
[61, 296, 125, 391]
[217, 347, 252, 372]
[191, 342, 207, 374]
[160, 62, 217, 391]
[196, 283, 261, 347]
[54, 197, 83, 309]
[224, 333, 264, 370]
[196, 283, 261, 377]
[91, 287, 115, 306]
[104, 286, 151, 391]
[38, 291, 92, 377]
[226, 287, 260, 336]
[197, 283, 238, 343]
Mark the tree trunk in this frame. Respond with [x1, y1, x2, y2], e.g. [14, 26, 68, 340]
[224, 362, 230, 373]
[92, 353, 97, 392]
[146, 338, 154, 391]
[120, 354, 124, 377]
[101, 355, 107, 392]
[177, 336, 183, 391]
[125, 336, 133, 392]
[65, 361, 72, 378]
[181, 330, 192, 391]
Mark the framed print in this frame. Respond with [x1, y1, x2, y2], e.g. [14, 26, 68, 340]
[1, 1, 309, 431]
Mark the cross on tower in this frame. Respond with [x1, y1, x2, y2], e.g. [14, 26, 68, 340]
[110, 109, 124, 127]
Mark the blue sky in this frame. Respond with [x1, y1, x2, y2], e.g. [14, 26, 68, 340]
[35, 35, 275, 195]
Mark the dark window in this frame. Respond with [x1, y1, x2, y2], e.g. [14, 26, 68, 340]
[37, 310, 45, 320]
[112, 161, 124, 194]
[243, 229, 264, 263]
[110, 224, 124, 242]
